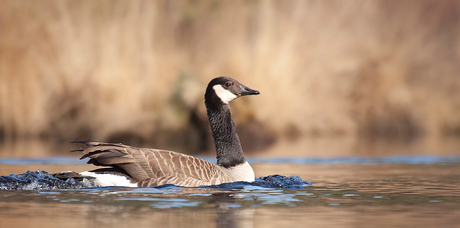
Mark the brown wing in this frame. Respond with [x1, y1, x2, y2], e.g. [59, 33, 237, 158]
[74, 142, 230, 187]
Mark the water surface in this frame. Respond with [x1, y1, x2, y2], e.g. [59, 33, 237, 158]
[1, 160, 459, 228]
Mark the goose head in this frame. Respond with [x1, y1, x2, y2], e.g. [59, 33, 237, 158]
[205, 77, 260, 106]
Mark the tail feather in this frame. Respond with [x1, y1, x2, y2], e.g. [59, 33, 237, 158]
[74, 141, 151, 181]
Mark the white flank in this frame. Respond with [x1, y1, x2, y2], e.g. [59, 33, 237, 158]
[220, 161, 255, 182]
[79, 171, 138, 187]
[213, 84, 237, 104]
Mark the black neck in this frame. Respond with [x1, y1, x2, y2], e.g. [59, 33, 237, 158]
[205, 102, 246, 168]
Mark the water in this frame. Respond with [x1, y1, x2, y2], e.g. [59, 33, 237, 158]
[0, 170, 310, 190]
[1, 158, 460, 228]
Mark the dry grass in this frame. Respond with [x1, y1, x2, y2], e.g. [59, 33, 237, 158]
[1, 0, 460, 153]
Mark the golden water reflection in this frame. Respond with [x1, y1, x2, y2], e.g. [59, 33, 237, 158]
[2, 200, 458, 228]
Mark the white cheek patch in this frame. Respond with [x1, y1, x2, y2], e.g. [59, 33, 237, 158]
[213, 84, 237, 104]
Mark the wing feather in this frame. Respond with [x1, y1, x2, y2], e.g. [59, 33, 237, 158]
[75, 141, 231, 187]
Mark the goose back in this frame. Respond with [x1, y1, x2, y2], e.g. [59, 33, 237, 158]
[76, 142, 234, 187]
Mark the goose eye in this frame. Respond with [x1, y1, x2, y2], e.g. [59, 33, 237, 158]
[225, 82, 232, 87]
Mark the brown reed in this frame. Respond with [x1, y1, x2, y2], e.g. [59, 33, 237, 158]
[1, 0, 459, 153]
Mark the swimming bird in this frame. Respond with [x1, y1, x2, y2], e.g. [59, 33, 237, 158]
[55, 77, 260, 187]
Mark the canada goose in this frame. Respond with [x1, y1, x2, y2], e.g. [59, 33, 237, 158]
[56, 77, 260, 187]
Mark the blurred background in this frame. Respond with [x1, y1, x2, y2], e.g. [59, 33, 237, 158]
[1, 0, 460, 158]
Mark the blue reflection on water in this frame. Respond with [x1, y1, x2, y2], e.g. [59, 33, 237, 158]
[247, 156, 460, 164]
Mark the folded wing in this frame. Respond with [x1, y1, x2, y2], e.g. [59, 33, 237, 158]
[74, 142, 231, 187]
